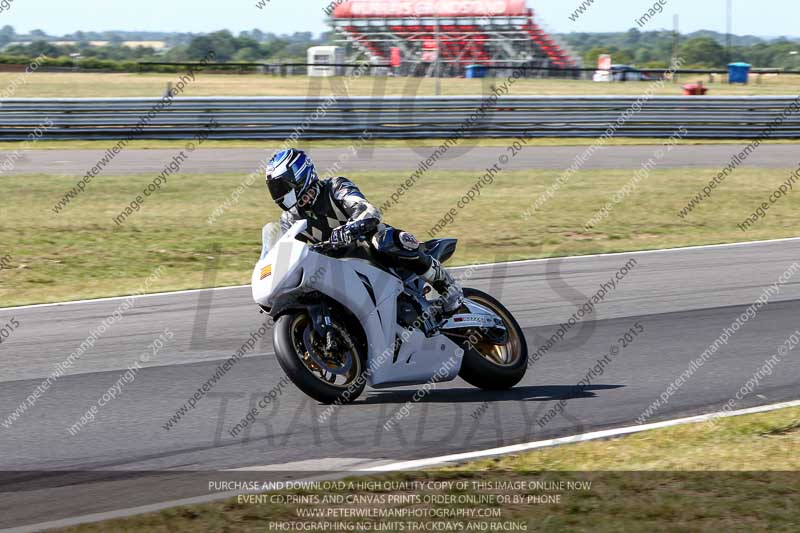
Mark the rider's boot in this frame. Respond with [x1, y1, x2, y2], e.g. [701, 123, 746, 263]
[422, 258, 464, 316]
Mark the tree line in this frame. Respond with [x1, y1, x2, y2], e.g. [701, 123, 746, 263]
[561, 28, 800, 69]
[0, 25, 798, 70]
[0, 26, 329, 64]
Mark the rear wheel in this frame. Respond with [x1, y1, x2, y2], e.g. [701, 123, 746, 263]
[273, 312, 366, 404]
[454, 288, 528, 390]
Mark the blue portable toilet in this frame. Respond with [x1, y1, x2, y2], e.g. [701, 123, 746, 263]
[465, 64, 487, 78]
[728, 62, 751, 84]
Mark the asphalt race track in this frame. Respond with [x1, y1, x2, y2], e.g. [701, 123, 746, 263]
[2, 143, 800, 176]
[2, 239, 800, 530]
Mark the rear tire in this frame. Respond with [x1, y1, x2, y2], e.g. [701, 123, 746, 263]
[455, 288, 528, 390]
[273, 313, 367, 404]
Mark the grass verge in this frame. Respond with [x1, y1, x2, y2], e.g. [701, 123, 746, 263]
[3, 165, 800, 306]
[54, 405, 800, 532]
[3, 72, 800, 98]
[2, 138, 799, 151]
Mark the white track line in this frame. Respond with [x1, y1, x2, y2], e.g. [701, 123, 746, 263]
[5, 236, 800, 312]
[8, 398, 800, 533]
[1, 284, 246, 311]
[363, 398, 800, 472]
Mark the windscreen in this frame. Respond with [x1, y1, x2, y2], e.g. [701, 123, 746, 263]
[260, 222, 284, 260]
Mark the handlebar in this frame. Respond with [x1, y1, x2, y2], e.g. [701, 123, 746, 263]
[309, 240, 338, 252]
[309, 219, 380, 253]
[310, 234, 367, 253]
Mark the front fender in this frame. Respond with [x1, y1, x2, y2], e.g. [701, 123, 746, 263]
[264, 250, 402, 375]
[267, 294, 309, 321]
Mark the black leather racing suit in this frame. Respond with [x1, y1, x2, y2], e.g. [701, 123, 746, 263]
[279, 177, 434, 276]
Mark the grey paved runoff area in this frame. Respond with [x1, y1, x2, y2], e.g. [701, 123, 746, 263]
[1, 144, 799, 176]
[2, 239, 800, 530]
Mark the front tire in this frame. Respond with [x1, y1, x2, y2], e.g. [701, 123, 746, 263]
[455, 288, 528, 390]
[273, 313, 367, 404]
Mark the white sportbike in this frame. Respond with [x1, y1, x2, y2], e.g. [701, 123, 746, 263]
[252, 219, 527, 404]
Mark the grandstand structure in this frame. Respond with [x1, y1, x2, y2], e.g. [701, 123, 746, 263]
[330, 0, 579, 76]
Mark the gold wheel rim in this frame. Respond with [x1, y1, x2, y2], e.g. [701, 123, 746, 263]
[290, 314, 361, 389]
[464, 295, 523, 368]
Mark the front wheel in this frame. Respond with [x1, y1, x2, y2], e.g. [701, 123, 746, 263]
[454, 288, 528, 390]
[273, 313, 367, 404]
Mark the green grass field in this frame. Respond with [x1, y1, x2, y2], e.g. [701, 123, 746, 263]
[52, 406, 800, 532]
[2, 72, 800, 97]
[3, 137, 800, 151]
[3, 164, 800, 307]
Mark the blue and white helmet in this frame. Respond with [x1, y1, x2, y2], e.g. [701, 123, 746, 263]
[265, 148, 318, 210]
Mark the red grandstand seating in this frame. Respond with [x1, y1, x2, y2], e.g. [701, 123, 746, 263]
[331, 0, 577, 71]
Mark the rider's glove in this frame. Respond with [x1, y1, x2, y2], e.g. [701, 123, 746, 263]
[330, 224, 356, 248]
[330, 219, 379, 248]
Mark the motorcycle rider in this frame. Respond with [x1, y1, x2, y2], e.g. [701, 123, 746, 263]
[265, 148, 463, 315]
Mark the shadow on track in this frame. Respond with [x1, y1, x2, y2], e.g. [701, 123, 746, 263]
[356, 384, 624, 405]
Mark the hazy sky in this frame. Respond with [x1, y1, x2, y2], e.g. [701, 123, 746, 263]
[2, 0, 796, 38]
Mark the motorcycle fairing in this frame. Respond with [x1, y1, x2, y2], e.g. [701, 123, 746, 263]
[253, 221, 464, 388]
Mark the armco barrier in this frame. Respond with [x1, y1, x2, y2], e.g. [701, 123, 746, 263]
[0, 96, 798, 140]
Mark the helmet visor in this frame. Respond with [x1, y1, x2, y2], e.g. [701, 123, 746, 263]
[277, 189, 298, 210]
[267, 174, 296, 202]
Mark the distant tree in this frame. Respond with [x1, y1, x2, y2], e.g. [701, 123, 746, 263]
[634, 47, 655, 64]
[234, 47, 262, 61]
[277, 42, 308, 59]
[185, 36, 216, 60]
[288, 32, 313, 44]
[261, 38, 289, 58]
[185, 31, 236, 61]
[8, 40, 60, 56]
[162, 45, 189, 62]
[0, 27, 13, 47]
[29, 29, 48, 39]
[678, 37, 727, 67]
[236, 36, 260, 50]
[623, 28, 642, 48]
[0, 25, 15, 42]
